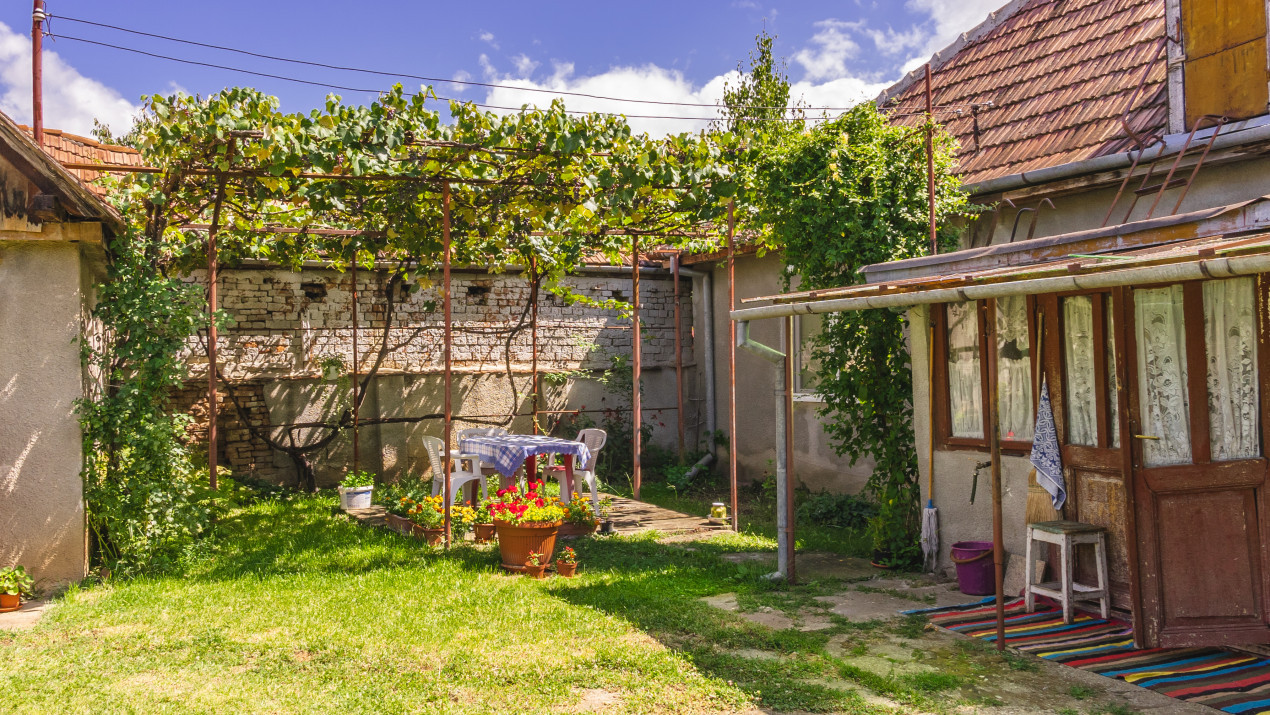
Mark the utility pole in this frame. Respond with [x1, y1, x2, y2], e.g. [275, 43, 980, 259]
[32, 0, 46, 144]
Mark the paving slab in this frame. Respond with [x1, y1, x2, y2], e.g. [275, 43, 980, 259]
[0, 599, 49, 630]
[815, 590, 931, 621]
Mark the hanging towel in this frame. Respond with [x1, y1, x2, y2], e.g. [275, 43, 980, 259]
[1029, 376, 1066, 510]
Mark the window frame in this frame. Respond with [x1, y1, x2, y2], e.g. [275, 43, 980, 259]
[791, 312, 826, 403]
[932, 298, 1037, 454]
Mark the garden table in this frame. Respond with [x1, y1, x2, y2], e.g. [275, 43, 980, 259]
[458, 433, 591, 490]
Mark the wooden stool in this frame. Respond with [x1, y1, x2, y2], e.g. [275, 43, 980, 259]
[1024, 520, 1109, 624]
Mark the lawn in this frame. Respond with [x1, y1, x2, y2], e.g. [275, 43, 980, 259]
[0, 493, 925, 714]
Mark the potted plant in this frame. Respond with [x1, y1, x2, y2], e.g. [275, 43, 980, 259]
[338, 470, 375, 510]
[559, 493, 600, 536]
[317, 354, 346, 382]
[487, 480, 565, 572]
[597, 496, 616, 535]
[556, 547, 578, 578]
[473, 497, 496, 543]
[0, 566, 33, 612]
[408, 495, 446, 546]
[383, 495, 417, 535]
[523, 552, 547, 579]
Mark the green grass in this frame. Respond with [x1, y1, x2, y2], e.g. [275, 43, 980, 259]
[0, 494, 915, 714]
[628, 481, 874, 558]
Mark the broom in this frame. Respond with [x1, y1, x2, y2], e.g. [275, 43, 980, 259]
[1025, 311, 1061, 526]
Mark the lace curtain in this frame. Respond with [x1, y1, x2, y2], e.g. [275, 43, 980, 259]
[1063, 296, 1098, 446]
[1105, 300, 1120, 448]
[996, 295, 1033, 441]
[946, 301, 983, 438]
[1205, 278, 1260, 461]
[1135, 285, 1191, 466]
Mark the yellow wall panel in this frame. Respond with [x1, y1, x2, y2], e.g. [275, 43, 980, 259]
[1183, 0, 1266, 59]
[1185, 37, 1270, 126]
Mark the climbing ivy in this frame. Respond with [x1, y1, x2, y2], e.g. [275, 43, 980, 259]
[752, 105, 972, 566]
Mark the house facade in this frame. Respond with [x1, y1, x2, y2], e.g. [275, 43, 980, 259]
[0, 121, 127, 589]
[735, 0, 1270, 648]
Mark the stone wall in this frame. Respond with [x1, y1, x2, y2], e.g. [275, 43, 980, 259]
[176, 265, 697, 487]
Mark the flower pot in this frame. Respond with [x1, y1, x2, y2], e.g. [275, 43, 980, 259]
[0, 593, 18, 612]
[385, 513, 412, 535]
[599, 520, 616, 535]
[323, 364, 342, 381]
[419, 527, 444, 547]
[494, 520, 561, 572]
[338, 485, 373, 510]
[556, 562, 577, 578]
[473, 523, 496, 543]
[558, 521, 598, 537]
[522, 563, 547, 579]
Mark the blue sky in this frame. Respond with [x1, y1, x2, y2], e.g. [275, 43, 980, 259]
[0, 0, 1005, 137]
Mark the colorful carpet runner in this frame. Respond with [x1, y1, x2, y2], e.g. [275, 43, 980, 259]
[919, 598, 1270, 714]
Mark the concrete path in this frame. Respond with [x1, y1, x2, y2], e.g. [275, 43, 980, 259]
[0, 599, 49, 631]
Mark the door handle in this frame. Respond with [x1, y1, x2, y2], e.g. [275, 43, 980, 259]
[1133, 434, 1160, 440]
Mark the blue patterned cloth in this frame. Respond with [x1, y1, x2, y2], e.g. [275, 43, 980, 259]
[458, 434, 592, 478]
[1029, 376, 1066, 510]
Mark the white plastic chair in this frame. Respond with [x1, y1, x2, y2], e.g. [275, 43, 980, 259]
[547, 428, 606, 510]
[454, 426, 511, 488]
[423, 435, 486, 505]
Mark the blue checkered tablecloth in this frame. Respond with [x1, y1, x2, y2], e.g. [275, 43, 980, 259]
[458, 434, 591, 478]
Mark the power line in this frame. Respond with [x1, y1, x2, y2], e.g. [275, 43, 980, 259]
[52, 33, 843, 122]
[52, 14, 876, 113]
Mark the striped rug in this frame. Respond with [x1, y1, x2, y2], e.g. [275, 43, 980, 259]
[919, 598, 1270, 714]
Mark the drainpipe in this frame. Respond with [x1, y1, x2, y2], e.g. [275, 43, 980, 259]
[737, 320, 794, 582]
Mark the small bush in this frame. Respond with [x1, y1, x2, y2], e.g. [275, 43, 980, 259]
[796, 490, 876, 529]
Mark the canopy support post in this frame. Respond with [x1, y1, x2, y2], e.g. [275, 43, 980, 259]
[442, 183, 453, 549]
[632, 235, 642, 501]
[727, 200, 738, 531]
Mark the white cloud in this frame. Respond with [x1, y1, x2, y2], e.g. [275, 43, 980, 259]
[0, 21, 138, 137]
[865, 25, 929, 57]
[480, 59, 738, 135]
[793, 20, 865, 82]
[479, 31, 498, 49]
[901, 0, 1008, 69]
[510, 54, 539, 78]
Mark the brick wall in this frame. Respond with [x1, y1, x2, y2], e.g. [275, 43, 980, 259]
[176, 265, 697, 486]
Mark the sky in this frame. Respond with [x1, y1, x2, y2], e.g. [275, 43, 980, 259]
[0, 0, 1008, 138]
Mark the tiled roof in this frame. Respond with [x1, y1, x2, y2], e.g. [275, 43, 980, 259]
[878, 0, 1168, 187]
[17, 126, 142, 198]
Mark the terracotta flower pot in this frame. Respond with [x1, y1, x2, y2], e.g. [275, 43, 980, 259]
[523, 563, 547, 579]
[556, 562, 577, 578]
[0, 593, 19, 612]
[420, 527, 445, 546]
[494, 520, 561, 572]
[386, 514, 412, 535]
[474, 523, 496, 543]
[558, 521, 598, 537]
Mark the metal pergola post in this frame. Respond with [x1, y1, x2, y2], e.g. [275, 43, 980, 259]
[727, 200, 738, 531]
[632, 234, 642, 501]
[442, 182, 453, 549]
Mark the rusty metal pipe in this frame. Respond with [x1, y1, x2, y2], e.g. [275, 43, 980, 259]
[985, 299, 1006, 650]
[31, 1, 44, 145]
[632, 235, 642, 500]
[727, 201, 738, 531]
[531, 256, 539, 436]
[351, 249, 360, 475]
[784, 315, 797, 584]
[442, 183, 453, 549]
[673, 253, 685, 461]
[925, 63, 936, 255]
[206, 172, 226, 491]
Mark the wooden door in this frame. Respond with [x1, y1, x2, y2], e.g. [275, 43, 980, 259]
[1047, 291, 1135, 612]
[1127, 277, 1270, 647]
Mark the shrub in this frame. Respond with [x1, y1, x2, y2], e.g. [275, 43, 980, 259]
[796, 491, 876, 529]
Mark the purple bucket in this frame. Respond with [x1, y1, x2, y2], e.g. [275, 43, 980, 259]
[950, 541, 995, 595]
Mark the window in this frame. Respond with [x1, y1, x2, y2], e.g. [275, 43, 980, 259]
[1203, 277, 1259, 461]
[1060, 292, 1121, 452]
[936, 298, 1033, 449]
[792, 313, 824, 400]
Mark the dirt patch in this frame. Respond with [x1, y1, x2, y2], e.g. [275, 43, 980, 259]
[572, 687, 622, 712]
